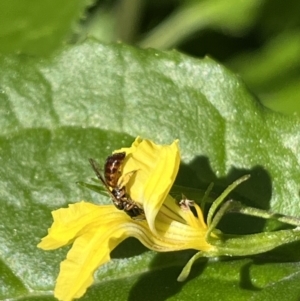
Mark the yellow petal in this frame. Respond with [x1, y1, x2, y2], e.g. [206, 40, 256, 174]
[39, 202, 133, 301]
[40, 200, 213, 301]
[37, 202, 113, 250]
[163, 196, 208, 230]
[116, 137, 180, 233]
[54, 217, 129, 301]
[154, 197, 213, 252]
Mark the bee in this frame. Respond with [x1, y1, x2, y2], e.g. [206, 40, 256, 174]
[89, 153, 145, 220]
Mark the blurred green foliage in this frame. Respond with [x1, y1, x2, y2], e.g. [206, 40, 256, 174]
[0, 0, 93, 55]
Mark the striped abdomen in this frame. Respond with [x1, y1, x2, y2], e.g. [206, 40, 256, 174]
[104, 152, 126, 187]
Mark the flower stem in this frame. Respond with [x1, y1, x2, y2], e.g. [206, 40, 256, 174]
[206, 175, 250, 226]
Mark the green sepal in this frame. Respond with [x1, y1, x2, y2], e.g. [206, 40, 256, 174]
[208, 227, 300, 257]
[178, 227, 300, 282]
[177, 251, 206, 282]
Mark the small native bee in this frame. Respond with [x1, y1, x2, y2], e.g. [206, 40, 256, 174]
[89, 153, 145, 220]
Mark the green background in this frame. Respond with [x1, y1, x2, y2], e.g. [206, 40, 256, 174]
[1, 1, 300, 300]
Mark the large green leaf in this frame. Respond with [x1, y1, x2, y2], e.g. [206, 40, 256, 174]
[1, 41, 300, 300]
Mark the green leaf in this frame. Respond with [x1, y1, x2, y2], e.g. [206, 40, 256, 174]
[81, 259, 300, 301]
[1, 40, 300, 300]
[0, 0, 92, 55]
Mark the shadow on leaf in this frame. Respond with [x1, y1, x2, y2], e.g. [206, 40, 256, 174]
[176, 155, 273, 234]
[128, 251, 208, 301]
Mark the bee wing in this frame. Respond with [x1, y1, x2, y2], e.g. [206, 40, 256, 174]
[77, 180, 108, 195]
[89, 158, 118, 201]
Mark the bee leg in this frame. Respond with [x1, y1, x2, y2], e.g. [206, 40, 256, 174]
[113, 200, 124, 210]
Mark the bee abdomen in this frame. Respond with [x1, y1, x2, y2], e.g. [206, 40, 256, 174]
[104, 152, 126, 187]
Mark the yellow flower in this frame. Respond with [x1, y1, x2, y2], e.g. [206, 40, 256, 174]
[38, 137, 300, 301]
[38, 137, 214, 301]
[115, 137, 181, 232]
